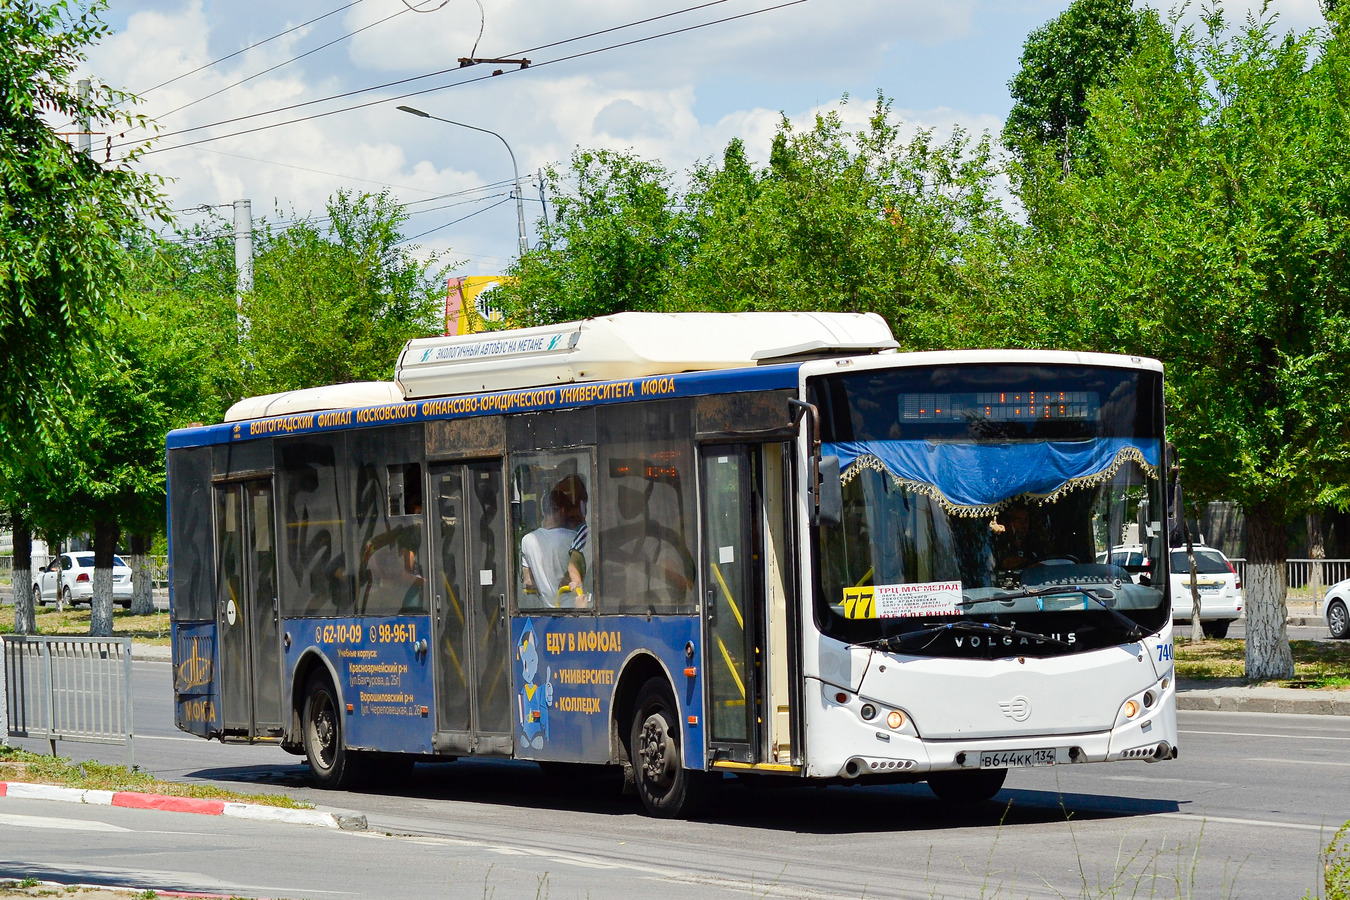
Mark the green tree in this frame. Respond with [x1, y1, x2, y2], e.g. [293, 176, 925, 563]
[0, 0, 164, 453]
[680, 101, 1017, 350]
[240, 190, 444, 393]
[493, 150, 688, 326]
[1020, 8, 1350, 678]
[1003, 0, 1152, 175]
[31, 335, 177, 635]
[495, 98, 1016, 348]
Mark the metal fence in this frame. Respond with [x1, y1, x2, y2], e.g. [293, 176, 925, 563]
[2, 635, 134, 765]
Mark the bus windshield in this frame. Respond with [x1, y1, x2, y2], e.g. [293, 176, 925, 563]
[809, 363, 1169, 657]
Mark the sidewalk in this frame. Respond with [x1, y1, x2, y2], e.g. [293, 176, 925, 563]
[1177, 679, 1350, 715]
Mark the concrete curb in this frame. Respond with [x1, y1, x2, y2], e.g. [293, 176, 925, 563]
[0, 780, 366, 830]
[1177, 687, 1350, 716]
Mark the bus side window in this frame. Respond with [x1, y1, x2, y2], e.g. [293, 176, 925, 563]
[278, 434, 354, 618]
[596, 400, 697, 615]
[512, 451, 594, 612]
[349, 426, 425, 617]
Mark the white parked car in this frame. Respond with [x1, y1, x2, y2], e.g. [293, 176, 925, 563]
[1170, 546, 1244, 638]
[1323, 578, 1350, 639]
[33, 552, 134, 608]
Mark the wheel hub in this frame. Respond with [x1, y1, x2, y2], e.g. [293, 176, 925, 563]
[638, 714, 676, 788]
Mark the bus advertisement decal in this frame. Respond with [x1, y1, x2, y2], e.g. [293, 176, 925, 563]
[173, 622, 219, 737]
[288, 614, 435, 754]
[511, 616, 704, 767]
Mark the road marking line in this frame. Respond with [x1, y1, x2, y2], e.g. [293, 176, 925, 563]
[1180, 729, 1350, 742]
[1156, 812, 1328, 833]
[1244, 757, 1350, 767]
[0, 812, 131, 832]
[1103, 775, 1224, 785]
[134, 733, 216, 742]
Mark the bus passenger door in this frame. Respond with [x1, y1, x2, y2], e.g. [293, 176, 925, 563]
[700, 446, 763, 764]
[215, 480, 283, 738]
[428, 461, 513, 754]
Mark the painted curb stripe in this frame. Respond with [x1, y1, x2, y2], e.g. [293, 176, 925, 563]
[3, 783, 87, 803]
[112, 791, 226, 815]
[222, 802, 339, 828]
[0, 781, 336, 826]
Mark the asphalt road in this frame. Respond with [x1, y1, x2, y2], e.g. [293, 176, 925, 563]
[4, 660, 1350, 898]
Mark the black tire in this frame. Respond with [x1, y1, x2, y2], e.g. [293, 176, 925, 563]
[1329, 599, 1350, 640]
[302, 671, 365, 789]
[33, 584, 44, 607]
[926, 768, 1008, 803]
[629, 677, 709, 818]
[61, 586, 73, 607]
[1202, 619, 1231, 639]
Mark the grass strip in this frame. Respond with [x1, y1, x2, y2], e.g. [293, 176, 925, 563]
[0, 608, 170, 645]
[1175, 635, 1350, 687]
[0, 745, 311, 809]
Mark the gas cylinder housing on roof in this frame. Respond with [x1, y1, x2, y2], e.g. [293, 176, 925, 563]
[394, 311, 897, 399]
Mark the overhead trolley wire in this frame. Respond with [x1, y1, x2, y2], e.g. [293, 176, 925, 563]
[139, 0, 368, 95]
[399, 195, 514, 245]
[118, 0, 739, 149]
[118, 0, 809, 155]
[156, 3, 415, 120]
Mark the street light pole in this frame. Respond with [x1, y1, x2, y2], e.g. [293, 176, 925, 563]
[398, 105, 528, 258]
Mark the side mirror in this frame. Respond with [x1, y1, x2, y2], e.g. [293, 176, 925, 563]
[819, 455, 842, 526]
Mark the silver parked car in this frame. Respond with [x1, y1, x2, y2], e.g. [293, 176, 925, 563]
[1324, 578, 1350, 639]
[33, 552, 134, 608]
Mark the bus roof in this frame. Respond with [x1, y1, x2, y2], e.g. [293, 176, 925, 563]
[394, 311, 897, 399]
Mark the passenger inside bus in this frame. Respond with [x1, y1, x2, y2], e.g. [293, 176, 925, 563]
[520, 473, 589, 608]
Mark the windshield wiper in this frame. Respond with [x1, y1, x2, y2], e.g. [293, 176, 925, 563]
[971, 584, 1147, 642]
[865, 620, 1072, 653]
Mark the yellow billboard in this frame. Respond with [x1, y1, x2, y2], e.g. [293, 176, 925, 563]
[445, 276, 512, 335]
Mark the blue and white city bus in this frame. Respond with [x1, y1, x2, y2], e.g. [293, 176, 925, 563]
[166, 312, 1177, 817]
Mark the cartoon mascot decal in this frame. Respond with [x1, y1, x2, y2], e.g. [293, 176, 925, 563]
[517, 619, 552, 749]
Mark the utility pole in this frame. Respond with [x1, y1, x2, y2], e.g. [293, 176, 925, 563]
[76, 78, 91, 157]
[537, 168, 550, 244]
[233, 199, 253, 327]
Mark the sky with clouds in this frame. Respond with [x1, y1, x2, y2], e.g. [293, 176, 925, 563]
[86, 0, 1327, 275]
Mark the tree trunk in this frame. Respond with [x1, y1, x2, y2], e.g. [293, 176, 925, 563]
[1307, 511, 1325, 609]
[128, 531, 154, 616]
[11, 511, 36, 634]
[89, 519, 119, 637]
[1244, 502, 1294, 680]
[1181, 504, 1204, 642]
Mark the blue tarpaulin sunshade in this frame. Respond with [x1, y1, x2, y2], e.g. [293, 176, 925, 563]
[824, 438, 1160, 517]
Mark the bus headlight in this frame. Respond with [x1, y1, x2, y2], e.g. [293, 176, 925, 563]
[886, 710, 905, 729]
[1123, 699, 1140, 719]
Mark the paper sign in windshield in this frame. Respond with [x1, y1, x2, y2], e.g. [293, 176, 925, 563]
[842, 582, 963, 619]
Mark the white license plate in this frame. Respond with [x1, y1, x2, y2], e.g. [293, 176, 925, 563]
[980, 748, 1055, 769]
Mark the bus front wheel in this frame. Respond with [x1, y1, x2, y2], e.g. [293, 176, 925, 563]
[926, 768, 1007, 803]
[302, 672, 364, 789]
[630, 677, 707, 818]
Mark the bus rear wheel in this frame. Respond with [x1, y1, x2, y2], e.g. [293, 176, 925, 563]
[302, 672, 364, 789]
[630, 677, 708, 818]
[926, 768, 1007, 803]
